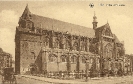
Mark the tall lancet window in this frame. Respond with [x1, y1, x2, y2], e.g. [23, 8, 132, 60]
[73, 42, 78, 51]
[71, 55, 77, 63]
[60, 55, 67, 62]
[66, 40, 71, 50]
[104, 44, 113, 59]
[54, 37, 60, 48]
[49, 54, 57, 62]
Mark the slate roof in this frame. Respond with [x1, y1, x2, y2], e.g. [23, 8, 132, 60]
[113, 34, 120, 43]
[21, 5, 95, 38]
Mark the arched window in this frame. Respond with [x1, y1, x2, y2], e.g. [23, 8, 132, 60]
[49, 54, 57, 62]
[104, 44, 113, 59]
[60, 55, 67, 62]
[117, 49, 121, 58]
[82, 56, 86, 63]
[54, 38, 60, 48]
[71, 55, 77, 63]
[73, 42, 78, 51]
[66, 40, 71, 50]
[45, 36, 49, 47]
[81, 41, 86, 51]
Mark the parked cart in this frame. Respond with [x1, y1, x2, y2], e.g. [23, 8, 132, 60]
[1, 67, 17, 84]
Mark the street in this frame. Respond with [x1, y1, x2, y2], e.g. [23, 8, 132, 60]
[1, 75, 133, 84]
[0, 75, 51, 84]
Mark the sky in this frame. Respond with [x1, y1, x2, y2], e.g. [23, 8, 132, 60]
[0, 1, 133, 60]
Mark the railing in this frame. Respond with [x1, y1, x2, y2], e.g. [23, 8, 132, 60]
[34, 71, 87, 79]
[29, 69, 131, 79]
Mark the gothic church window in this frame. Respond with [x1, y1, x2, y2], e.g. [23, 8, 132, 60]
[60, 55, 67, 62]
[104, 44, 113, 59]
[73, 42, 78, 51]
[104, 28, 112, 37]
[66, 40, 71, 50]
[49, 54, 57, 62]
[44, 36, 49, 47]
[81, 41, 86, 51]
[71, 55, 77, 63]
[82, 56, 86, 63]
[54, 37, 60, 48]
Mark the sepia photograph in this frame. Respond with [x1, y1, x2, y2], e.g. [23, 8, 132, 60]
[0, 0, 133, 84]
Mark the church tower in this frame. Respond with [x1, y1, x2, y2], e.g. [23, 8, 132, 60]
[92, 12, 98, 30]
[18, 4, 33, 30]
[21, 4, 31, 20]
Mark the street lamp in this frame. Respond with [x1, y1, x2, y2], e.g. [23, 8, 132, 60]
[85, 59, 89, 82]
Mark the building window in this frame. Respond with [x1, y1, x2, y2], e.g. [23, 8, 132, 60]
[82, 56, 86, 63]
[104, 44, 112, 59]
[71, 55, 77, 63]
[54, 37, 60, 48]
[81, 42, 86, 51]
[73, 42, 78, 51]
[49, 54, 57, 62]
[45, 36, 49, 47]
[60, 55, 67, 62]
[66, 40, 71, 50]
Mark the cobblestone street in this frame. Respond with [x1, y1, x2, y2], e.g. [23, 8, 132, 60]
[12, 75, 133, 84]
[1, 74, 133, 84]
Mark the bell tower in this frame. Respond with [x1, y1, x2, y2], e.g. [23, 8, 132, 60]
[92, 12, 98, 30]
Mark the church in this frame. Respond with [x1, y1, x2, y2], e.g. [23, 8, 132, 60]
[15, 5, 125, 75]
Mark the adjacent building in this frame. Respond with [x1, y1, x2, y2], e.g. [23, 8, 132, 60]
[0, 48, 12, 70]
[15, 5, 125, 75]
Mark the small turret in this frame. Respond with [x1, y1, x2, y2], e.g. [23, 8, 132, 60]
[92, 12, 98, 30]
[18, 4, 33, 29]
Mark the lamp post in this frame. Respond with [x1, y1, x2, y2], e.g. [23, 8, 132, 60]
[85, 59, 89, 82]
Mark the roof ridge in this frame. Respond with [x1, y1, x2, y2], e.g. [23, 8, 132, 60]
[31, 13, 92, 29]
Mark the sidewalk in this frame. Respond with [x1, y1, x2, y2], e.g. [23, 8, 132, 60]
[16, 75, 133, 84]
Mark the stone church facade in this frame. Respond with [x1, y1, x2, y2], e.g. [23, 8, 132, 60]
[15, 5, 125, 74]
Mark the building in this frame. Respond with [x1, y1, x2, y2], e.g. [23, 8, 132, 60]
[15, 5, 125, 75]
[124, 54, 133, 74]
[0, 48, 12, 70]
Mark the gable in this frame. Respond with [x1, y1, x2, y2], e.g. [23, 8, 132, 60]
[103, 27, 113, 37]
[101, 23, 113, 37]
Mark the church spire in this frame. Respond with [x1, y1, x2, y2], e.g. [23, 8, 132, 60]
[21, 4, 31, 19]
[92, 11, 98, 30]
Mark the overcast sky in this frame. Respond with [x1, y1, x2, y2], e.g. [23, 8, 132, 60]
[0, 1, 133, 60]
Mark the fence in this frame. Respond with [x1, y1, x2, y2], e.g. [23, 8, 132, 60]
[29, 69, 131, 79]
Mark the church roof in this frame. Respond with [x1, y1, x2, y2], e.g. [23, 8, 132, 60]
[31, 14, 95, 37]
[21, 5, 95, 38]
[113, 34, 120, 43]
[95, 23, 109, 31]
